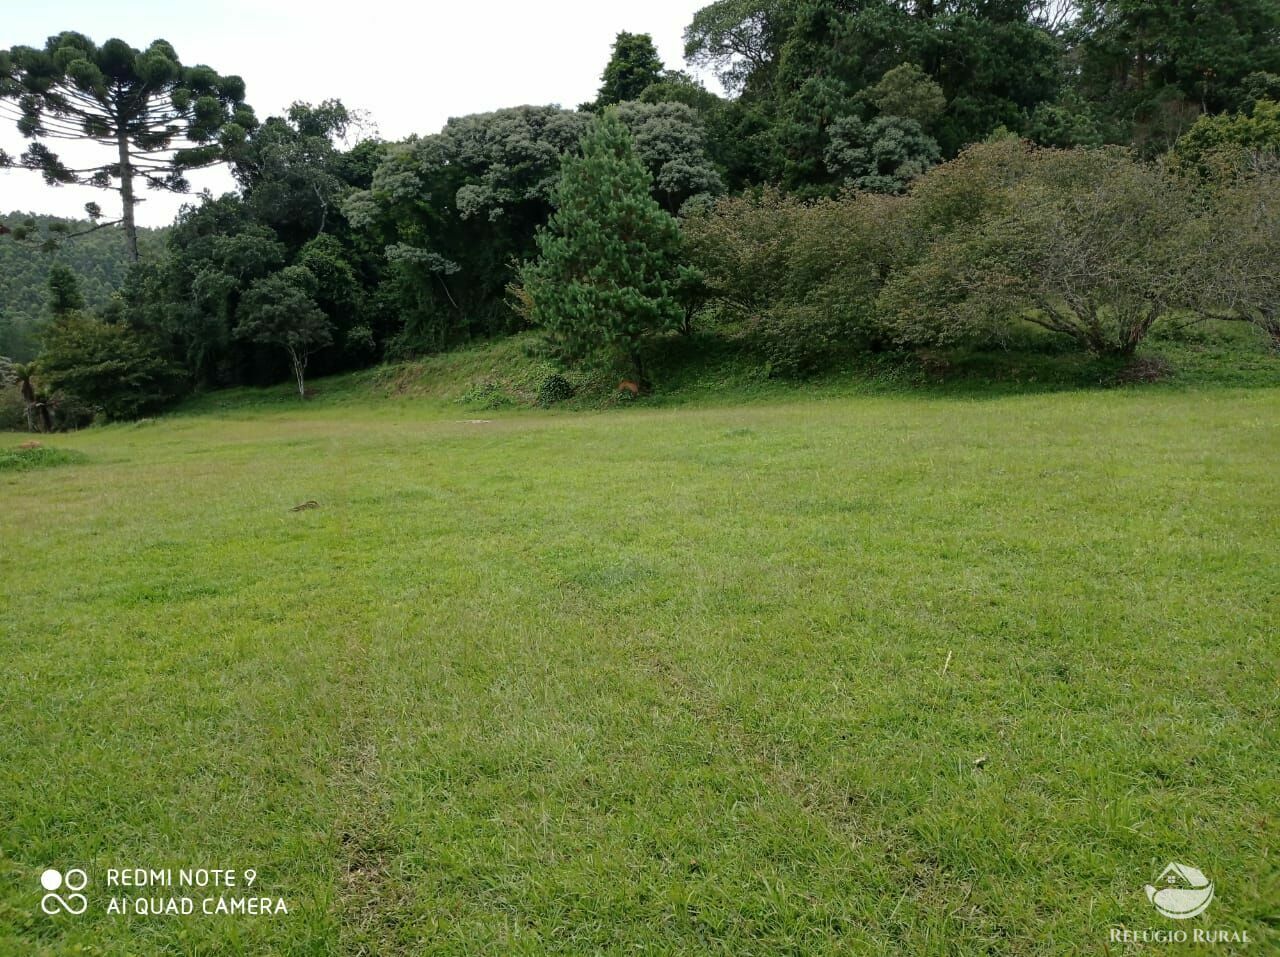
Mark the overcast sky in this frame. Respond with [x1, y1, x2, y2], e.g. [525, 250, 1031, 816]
[1, 0, 717, 226]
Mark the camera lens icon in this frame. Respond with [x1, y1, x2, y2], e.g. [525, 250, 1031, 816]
[40, 868, 88, 915]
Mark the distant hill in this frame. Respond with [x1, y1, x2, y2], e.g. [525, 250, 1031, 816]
[0, 212, 166, 361]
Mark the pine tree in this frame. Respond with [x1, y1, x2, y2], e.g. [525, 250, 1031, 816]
[46, 261, 85, 317]
[519, 111, 682, 384]
[596, 33, 665, 107]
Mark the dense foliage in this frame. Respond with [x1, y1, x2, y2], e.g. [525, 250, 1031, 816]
[38, 310, 179, 420]
[2, 10, 1278, 424]
[0, 212, 164, 360]
[683, 187, 901, 374]
[518, 112, 683, 382]
[687, 137, 1280, 365]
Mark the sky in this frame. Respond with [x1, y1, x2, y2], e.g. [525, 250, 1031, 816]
[0, 0, 719, 226]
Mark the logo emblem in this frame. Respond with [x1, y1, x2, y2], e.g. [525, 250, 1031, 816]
[1145, 862, 1214, 920]
[40, 868, 88, 915]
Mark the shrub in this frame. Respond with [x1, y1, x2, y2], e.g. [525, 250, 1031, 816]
[536, 373, 576, 407]
[683, 187, 905, 374]
[680, 188, 806, 321]
[0, 445, 88, 472]
[458, 379, 517, 410]
[38, 313, 182, 421]
[1173, 99, 1280, 175]
[880, 146, 1204, 356]
[1176, 159, 1280, 348]
[893, 135, 1038, 261]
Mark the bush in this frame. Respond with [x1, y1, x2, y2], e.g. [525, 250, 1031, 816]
[0, 444, 88, 471]
[1175, 159, 1280, 349]
[744, 305, 852, 378]
[683, 187, 904, 374]
[457, 379, 518, 410]
[38, 313, 183, 421]
[880, 145, 1205, 356]
[1173, 99, 1280, 175]
[536, 373, 576, 406]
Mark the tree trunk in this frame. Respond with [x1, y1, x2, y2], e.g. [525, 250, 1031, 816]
[290, 349, 307, 399]
[19, 379, 39, 432]
[629, 349, 648, 389]
[116, 129, 140, 263]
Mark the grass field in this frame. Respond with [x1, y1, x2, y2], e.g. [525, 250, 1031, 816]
[2, 345, 1278, 953]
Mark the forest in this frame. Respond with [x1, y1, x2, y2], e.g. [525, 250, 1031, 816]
[1, 0, 1279, 424]
[0, 211, 163, 360]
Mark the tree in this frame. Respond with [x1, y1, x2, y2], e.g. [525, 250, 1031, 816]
[38, 313, 179, 420]
[1241, 72, 1280, 111]
[231, 100, 356, 246]
[1172, 99, 1280, 175]
[46, 261, 85, 316]
[864, 63, 946, 127]
[518, 111, 682, 383]
[595, 33, 665, 107]
[233, 265, 333, 397]
[682, 1, 1063, 189]
[878, 146, 1202, 356]
[141, 196, 285, 387]
[344, 106, 591, 350]
[10, 361, 50, 431]
[0, 209, 164, 361]
[1071, 0, 1280, 149]
[613, 101, 724, 212]
[825, 115, 941, 192]
[0, 32, 256, 261]
[1026, 92, 1104, 148]
[684, 0, 789, 96]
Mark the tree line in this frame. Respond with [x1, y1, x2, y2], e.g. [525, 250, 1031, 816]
[0, 212, 165, 362]
[1, 2, 1278, 424]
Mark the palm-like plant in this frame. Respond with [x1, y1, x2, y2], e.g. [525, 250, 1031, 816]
[11, 362, 50, 432]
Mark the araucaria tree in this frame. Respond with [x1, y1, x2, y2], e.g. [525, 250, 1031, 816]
[0, 32, 255, 261]
[519, 111, 682, 383]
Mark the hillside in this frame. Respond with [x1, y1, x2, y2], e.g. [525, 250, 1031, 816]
[0, 211, 165, 360]
[170, 318, 1280, 421]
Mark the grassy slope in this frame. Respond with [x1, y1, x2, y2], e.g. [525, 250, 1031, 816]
[1, 329, 1277, 955]
[173, 318, 1280, 418]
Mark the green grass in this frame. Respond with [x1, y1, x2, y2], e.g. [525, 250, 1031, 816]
[1, 332, 1277, 954]
[170, 316, 1280, 420]
[0, 444, 88, 472]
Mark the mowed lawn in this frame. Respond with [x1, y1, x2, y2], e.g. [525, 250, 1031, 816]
[1, 386, 1277, 955]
